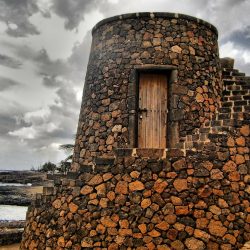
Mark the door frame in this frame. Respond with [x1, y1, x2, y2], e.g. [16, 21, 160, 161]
[127, 65, 178, 149]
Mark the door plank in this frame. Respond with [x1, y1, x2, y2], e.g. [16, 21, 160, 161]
[138, 73, 167, 148]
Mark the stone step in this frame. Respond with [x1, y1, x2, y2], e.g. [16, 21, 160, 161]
[222, 72, 246, 77]
[233, 76, 250, 81]
[222, 90, 250, 96]
[223, 79, 250, 85]
[216, 111, 249, 120]
[213, 118, 246, 127]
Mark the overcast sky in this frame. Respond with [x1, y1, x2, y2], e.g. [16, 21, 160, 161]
[0, 0, 249, 170]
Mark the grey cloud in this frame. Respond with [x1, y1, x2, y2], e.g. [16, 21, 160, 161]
[42, 75, 61, 88]
[51, 0, 104, 30]
[0, 54, 22, 69]
[235, 61, 250, 76]
[0, 0, 40, 37]
[224, 26, 250, 50]
[0, 114, 18, 135]
[0, 76, 21, 91]
[68, 31, 92, 70]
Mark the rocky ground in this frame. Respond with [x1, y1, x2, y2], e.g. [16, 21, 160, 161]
[0, 221, 25, 246]
[0, 170, 46, 185]
[0, 185, 43, 206]
[0, 243, 20, 250]
[0, 171, 47, 247]
[0, 171, 46, 206]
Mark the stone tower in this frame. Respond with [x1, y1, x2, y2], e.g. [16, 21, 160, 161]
[71, 12, 222, 171]
[21, 13, 249, 250]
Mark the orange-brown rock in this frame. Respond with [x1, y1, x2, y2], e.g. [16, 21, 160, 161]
[108, 243, 119, 250]
[87, 174, 103, 186]
[153, 179, 168, 193]
[171, 45, 182, 53]
[223, 160, 237, 172]
[107, 191, 115, 201]
[118, 229, 132, 236]
[240, 125, 249, 136]
[52, 199, 62, 209]
[103, 173, 113, 181]
[210, 169, 223, 180]
[218, 198, 229, 208]
[175, 206, 189, 215]
[148, 229, 161, 237]
[227, 137, 235, 147]
[57, 236, 65, 247]
[96, 224, 106, 234]
[80, 185, 93, 195]
[196, 93, 204, 103]
[209, 205, 221, 215]
[223, 234, 236, 245]
[228, 171, 240, 181]
[194, 229, 211, 242]
[129, 180, 145, 191]
[99, 198, 108, 208]
[236, 136, 245, 146]
[100, 216, 117, 228]
[141, 198, 151, 209]
[195, 200, 207, 209]
[155, 221, 169, 231]
[138, 224, 147, 234]
[165, 214, 177, 224]
[95, 183, 106, 195]
[235, 154, 245, 165]
[173, 179, 188, 192]
[196, 218, 209, 229]
[119, 219, 129, 229]
[130, 170, 140, 178]
[81, 239, 93, 248]
[115, 181, 128, 194]
[208, 220, 227, 237]
[185, 237, 205, 250]
[171, 196, 182, 205]
[174, 222, 185, 231]
[69, 202, 78, 213]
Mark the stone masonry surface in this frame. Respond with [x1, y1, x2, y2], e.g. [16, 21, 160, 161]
[20, 13, 249, 250]
[71, 12, 221, 169]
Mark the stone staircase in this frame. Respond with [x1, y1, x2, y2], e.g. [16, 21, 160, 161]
[183, 65, 250, 151]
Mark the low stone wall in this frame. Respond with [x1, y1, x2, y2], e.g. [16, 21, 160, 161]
[21, 123, 249, 249]
[0, 221, 25, 246]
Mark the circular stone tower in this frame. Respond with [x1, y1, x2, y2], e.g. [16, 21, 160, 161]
[21, 13, 250, 250]
[72, 12, 221, 171]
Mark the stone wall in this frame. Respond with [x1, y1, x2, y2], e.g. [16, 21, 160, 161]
[72, 13, 222, 170]
[21, 121, 249, 249]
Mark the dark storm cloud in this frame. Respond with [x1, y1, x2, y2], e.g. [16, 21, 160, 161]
[51, 0, 105, 30]
[0, 114, 18, 135]
[0, 0, 41, 37]
[224, 26, 250, 50]
[0, 76, 21, 91]
[0, 54, 22, 68]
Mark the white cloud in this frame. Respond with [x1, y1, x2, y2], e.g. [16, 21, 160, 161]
[9, 126, 37, 139]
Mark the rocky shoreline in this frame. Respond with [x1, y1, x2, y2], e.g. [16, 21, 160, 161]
[0, 221, 25, 246]
[0, 171, 47, 246]
[0, 171, 46, 206]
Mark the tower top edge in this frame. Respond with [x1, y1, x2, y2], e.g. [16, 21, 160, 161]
[92, 12, 218, 37]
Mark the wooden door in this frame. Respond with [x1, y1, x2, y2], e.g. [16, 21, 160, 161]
[138, 73, 168, 148]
